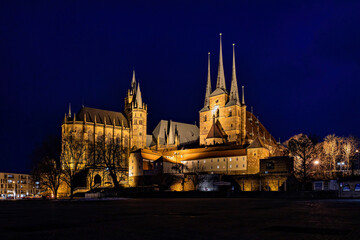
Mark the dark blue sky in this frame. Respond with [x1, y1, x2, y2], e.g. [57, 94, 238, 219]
[1, 1, 360, 173]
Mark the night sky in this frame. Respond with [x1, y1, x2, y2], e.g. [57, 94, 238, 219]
[1, 1, 360, 173]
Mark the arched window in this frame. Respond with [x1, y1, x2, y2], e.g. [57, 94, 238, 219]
[229, 110, 232, 117]
[94, 174, 101, 185]
[216, 109, 220, 118]
[134, 120, 137, 125]
[204, 115, 207, 122]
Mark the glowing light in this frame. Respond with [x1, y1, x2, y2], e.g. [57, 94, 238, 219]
[314, 160, 319, 165]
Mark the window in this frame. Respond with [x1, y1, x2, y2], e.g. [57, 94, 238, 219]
[211, 159, 213, 163]
[230, 158, 232, 161]
[216, 109, 220, 118]
[243, 164, 245, 168]
[217, 159, 219, 162]
[140, 114, 142, 117]
[211, 166, 213, 169]
[139, 132, 142, 136]
[223, 158, 226, 162]
[236, 165, 238, 168]
[229, 110, 232, 117]
[355, 184, 360, 192]
[134, 120, 137, 125]
[139, 120, 143, 125]
[204, 160, 206, 163]
[204, 115, 207, 122]
[230, 165, 232, 168]
[217, 166, 219, 169]
[266, 162, 275, 170]
[343, 184, 351, 192]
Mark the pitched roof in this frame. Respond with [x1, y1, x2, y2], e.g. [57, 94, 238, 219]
[210, 87, 227, 97]
[248, 137, 265, 149]
[245, 111, 277, 146]
[152, 120, 199, 146]
[76, 107, 129, 127]
[206, 120, 227, 139]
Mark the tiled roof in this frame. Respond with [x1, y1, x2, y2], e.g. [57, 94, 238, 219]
[209, 88, 227, 97]
[152, 120, 199, 146]
[245, 111, 277, 146]
[76, 107, 129, 127]
[206, 120, 227, 139]
[248, 137, 265, 148]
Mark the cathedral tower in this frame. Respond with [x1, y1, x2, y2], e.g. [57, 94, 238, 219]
[199, 35, 247, 146]
[125, 70, 147, 149]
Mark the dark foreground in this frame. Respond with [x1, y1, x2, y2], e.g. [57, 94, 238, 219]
[1, 198, 359, 240]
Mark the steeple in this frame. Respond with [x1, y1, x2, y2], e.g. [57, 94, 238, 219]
[131, 70, 136, 93]
[216, 33, 226, 91]
[229, 43, 240, 105]
[204, 52, 212, 108]
[135, 82, 143, 108]
[241, 86, 245, 105]
[68, 103, 72, 118]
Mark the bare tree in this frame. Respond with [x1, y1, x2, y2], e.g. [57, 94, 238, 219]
[185, 161, 206, 191]
[61, 135, 88, 199]
[286, 134, 316, 188]
[31, 135, 62, 199]
[341, 136, 360, 175]
[322, 134, 343, 172]
[89, 137, 128, 189]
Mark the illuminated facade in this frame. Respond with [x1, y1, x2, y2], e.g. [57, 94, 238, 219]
[0, 172, 40, 199]
[60, 71, 147, 194]
[61, 34, 281, 193]
[129, 34, 281, 190]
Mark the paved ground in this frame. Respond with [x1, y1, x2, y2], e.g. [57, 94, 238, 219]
[0, 198, 359, 240]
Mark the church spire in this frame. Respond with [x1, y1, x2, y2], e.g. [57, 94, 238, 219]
[204, 52, 212, 108]
[131, 69, 136, 93]
[242, 86, 245, 105]
[229, 43, 240, 104]
[216, 33, 226, 91]
[135, 82, 143, 108]
[68, 103, 72, 118]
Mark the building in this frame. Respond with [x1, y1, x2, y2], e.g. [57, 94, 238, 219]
[0, 172, 40, 199]
[61, 34, 282, 194]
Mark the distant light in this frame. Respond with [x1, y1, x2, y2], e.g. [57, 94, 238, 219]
[314, 160, 320, 165]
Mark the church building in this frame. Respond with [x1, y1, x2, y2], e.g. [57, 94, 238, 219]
[60, 34, 282, 195]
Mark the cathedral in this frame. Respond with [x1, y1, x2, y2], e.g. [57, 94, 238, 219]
[60, 34, 282, 194]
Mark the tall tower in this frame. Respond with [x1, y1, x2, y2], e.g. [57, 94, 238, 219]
[199, 35, 247, 146]
[124, 71, 147, 149]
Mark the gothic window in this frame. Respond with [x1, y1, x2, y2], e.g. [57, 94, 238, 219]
[139, 120, 143, 125]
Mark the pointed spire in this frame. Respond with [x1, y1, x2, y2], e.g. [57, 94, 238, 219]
[229, 43, 240, 104]
[68, 103, 72, 118]
[242, 86, 245, 105]
[204, 52, 212, 108]
[216, 33, 226, 91]
[135, 82, 143, 108]
[131, 69, 136, 93]
[168, 120, 175, 145]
